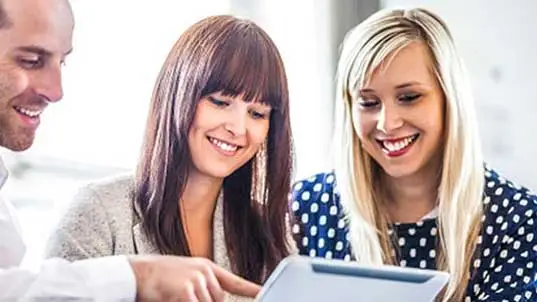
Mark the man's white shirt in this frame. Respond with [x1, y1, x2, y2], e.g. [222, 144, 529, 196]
[0, 157, 137, 301]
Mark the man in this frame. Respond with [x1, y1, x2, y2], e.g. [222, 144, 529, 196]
[0, 0, 260, 300]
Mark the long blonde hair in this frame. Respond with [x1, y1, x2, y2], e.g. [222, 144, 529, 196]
[334, 8, 484, 301]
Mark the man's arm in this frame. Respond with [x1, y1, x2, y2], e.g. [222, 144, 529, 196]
[0, 196, 26, 268]
[1, 194, 135, 300]
[0, 256, 136, 301]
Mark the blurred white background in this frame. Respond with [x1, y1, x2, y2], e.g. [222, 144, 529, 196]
[2, 0, 536, 268]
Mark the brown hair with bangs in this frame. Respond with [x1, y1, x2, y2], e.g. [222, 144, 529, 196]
[134, 15, 293, 283]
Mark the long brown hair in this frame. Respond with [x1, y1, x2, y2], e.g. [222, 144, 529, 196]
[134, 15, 293, 283]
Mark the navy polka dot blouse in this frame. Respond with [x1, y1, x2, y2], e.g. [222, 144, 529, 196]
[291, 166, 537, 301]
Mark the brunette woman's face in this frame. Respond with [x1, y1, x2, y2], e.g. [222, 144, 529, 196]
[188, 91, 271, 179]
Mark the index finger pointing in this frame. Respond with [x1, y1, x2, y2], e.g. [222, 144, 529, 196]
[211, 263, 261, 298]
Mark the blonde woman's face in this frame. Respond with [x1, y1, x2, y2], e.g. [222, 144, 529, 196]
[351, 41, 445, 179]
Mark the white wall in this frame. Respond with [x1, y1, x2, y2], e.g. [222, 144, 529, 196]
[382, 0, 537, 190]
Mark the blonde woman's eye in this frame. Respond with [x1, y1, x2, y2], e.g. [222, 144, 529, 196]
[399, 93, 421, 103]
[358, 100, 379, 109]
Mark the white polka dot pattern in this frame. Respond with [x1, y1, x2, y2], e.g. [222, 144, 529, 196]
[290, 167, 537, 301]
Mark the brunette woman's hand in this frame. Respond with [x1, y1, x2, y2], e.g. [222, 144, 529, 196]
[129, 255, 260, 301]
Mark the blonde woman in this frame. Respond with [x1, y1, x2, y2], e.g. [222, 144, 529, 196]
[291, 7, 537, 301]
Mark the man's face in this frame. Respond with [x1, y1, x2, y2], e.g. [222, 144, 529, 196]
[0, 0, 73, 151]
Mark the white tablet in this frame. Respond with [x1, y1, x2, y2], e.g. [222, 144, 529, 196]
[257, 255, 449, 302]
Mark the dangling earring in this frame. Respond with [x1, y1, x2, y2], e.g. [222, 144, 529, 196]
[252, 139, 268, 203]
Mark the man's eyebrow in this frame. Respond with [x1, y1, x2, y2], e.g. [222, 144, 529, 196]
[16, 46, 73, 57]
[16, 45, 53, 57]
